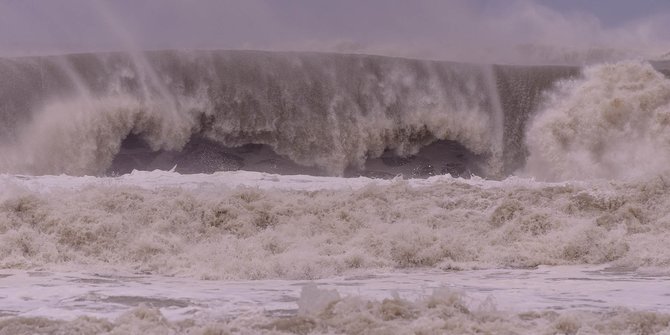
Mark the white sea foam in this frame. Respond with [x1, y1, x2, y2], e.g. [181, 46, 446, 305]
[525, 61, 670, 181]
[2, 268, 670, 335]
[0, 95, 205, 176]
[1, 170, 670, 281]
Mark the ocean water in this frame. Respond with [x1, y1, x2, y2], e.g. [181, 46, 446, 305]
[2, 51, 670, 334]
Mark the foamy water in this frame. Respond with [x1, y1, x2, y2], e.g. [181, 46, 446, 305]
[1, 265, 669, 334]
[6, 170, 670, 280]
[2, 171, 670, 333]
[526, 61, 670, 181]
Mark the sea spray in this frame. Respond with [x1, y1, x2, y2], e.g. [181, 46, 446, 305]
[0, 51, 580, 177]
[525, 61, 670, 181]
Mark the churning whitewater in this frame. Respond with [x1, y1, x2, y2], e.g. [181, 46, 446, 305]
[526, 61, 670, 181]
[4, 50, 670, 334]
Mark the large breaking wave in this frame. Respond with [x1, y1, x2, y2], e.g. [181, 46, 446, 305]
[0, 50, 580, 179]
[2, 50, 670, 180]
[526, 61, 670, 180]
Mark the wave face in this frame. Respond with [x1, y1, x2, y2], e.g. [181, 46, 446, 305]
[3, 171, 670, 279]
[0, 50, 579, 178]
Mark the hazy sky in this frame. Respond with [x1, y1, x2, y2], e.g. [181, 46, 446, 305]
[536, 0, 668, 26]
[1, 0, 669, 63]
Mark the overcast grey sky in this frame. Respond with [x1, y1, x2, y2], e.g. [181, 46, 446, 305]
[1, 0, 669, 63]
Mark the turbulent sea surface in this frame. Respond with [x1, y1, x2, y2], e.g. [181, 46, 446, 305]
[3, 50, 670, 334]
